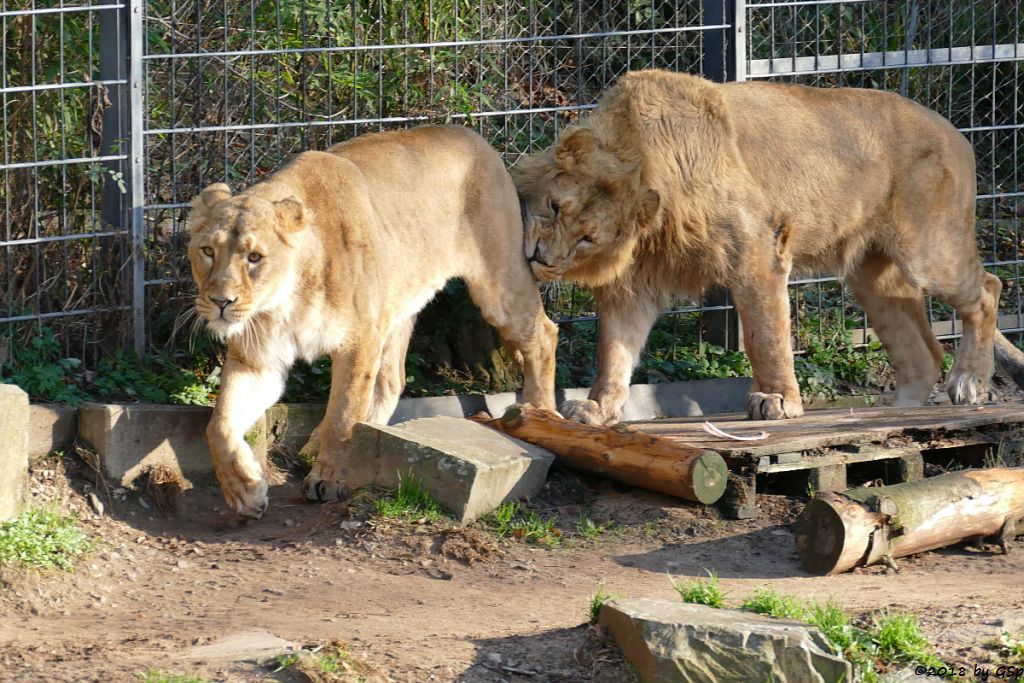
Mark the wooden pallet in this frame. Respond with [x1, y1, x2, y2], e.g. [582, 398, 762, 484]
[627, 403, 1024, 518]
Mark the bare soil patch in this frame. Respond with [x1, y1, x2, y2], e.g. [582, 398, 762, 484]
[1, 438, 1022, 682]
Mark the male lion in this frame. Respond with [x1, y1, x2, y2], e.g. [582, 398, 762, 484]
[513, 69, 1024, 425]
[188, 125, 558, 518]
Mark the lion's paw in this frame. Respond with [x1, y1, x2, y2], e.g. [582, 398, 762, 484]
[946, 373, 989, 405]
[302, 461, 349, 503]
[746, 391, 803, 420]
[559, 398, 609, 425]
[216, 468, 269, 519]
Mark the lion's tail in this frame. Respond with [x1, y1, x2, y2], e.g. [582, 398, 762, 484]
[995, 330, 1024, 388]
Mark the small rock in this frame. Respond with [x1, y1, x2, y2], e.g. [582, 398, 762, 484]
[283, 519, 295, 527]
[483, 652, 503, 667]
[138, 497, 150, 510]
[175, 559, 191, 570]
[340, 520, 362, 531]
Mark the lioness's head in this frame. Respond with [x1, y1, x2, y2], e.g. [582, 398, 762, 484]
[187, 183, 307, 340]
[512, 127, 661, 287]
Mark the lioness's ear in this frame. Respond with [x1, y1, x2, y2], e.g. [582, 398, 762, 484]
[554, 127, 599, 171]
[187, 182, 232, 234]
[274, 198, 306, 232]
[633, 187, 661, 233]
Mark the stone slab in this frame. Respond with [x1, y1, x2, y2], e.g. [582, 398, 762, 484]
[347, 416, 555, 523]
[28, 404, 76, 461]
[0, 384, 30, 521]
[599, 598, 851, 683]
[77, 402, 267, 488]
[484, 378, 752, 422]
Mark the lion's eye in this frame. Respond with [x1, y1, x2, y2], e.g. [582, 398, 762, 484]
[579, 235, 594, 244]
[201, 246, 214, 258]
[247, 252, 263, 264]
[549, 200, 560, 218]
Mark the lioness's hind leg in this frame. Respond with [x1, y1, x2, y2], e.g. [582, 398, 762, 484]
[941, 270, 1000, 405]
[367, 316, 415, 424]
[846, 253, 942, 407]
[465, 275, 558, 412]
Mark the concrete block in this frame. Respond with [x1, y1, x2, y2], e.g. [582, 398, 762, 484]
[600, 598, 851, 683]
[391, 394, 486, 423]
[0, 384, 30, 521]
[265, 403, 326, 456]
[77, 403, 267, 487]
[28, 404, 76, 461]
[346, 416, 554, 523]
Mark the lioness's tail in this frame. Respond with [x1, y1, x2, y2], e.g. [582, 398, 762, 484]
[995, 330, 1024, 388]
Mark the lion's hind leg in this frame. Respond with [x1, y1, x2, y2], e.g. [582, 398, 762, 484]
[941, 270, 1001, 405]
[846, 252, 943, 407]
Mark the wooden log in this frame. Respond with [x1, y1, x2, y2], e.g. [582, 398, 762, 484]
[794, 467, 1024, 575]
[470, 405, 728, 504]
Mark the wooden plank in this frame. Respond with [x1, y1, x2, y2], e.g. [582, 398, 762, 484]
[628, 404, 1024, 464]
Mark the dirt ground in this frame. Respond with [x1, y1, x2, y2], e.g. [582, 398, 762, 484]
[2, 432, 1023, 682]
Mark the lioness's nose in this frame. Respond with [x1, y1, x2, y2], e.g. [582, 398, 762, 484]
[211, 296, 236, 311]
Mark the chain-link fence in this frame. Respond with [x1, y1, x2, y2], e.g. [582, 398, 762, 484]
[1, 1, 1022, 394]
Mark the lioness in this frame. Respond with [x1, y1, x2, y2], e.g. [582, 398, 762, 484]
[513, 69, 1024, 425]
[188, 125, 558, 518]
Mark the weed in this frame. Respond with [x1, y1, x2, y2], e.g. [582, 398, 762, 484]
[266, 641, 378, 681]
[510, 509, 561, 547]
[374, 473, 445, 523]
[996, 631, 1024, 665]
[269, 653, 299, 673]
[575, 514, 611, 541]
[0, 508, 93, 571]
[588, 583, 620, 624]
[486, 501, 521, 538]
[873, 611, 948, 671]
[136, 671, 207, 683]
[483, 501, 562, 547]
[741, 587, 810, 621]
[670, 569, 726, 608]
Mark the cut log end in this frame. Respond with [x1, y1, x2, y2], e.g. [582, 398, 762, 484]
[794, 495, 856, 576]
[688, 451, 729, 504]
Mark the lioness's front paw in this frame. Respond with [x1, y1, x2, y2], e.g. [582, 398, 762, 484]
[302, 460, 349, 503]
[559, 398, 609, 425]
[746, 391, 803, 420]
[946, 373, 989, 405]
[213, 460, 269, 519]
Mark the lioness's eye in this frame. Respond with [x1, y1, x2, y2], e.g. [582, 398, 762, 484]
[579, 235, 594, 244]
[549, 200, 560, 217]
[247, 252, 263, 264]
[201, 246, 214, 258]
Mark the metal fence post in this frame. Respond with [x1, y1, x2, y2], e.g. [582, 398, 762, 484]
[98, 1, 130, 234]
[128, 0, 146, 357]
[700, 0, 743, 350]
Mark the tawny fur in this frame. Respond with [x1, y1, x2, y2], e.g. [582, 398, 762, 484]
[513, 69, 1020, 425]
[188, 125, 558, 518]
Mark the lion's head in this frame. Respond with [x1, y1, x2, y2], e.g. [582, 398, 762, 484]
[187, 183, 307, 340]
[511, 127, 661, 287]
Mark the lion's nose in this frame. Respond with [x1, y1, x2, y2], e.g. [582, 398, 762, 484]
[211, 296, 236, 312]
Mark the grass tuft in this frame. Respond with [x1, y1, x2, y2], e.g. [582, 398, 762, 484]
[0, 507, 93, 571]
[374, 472, 444, 523]
[741, 587, 810, 621]
[483, 501, 561, 547]
[136, 671, 207, 683]
[670, 569, 726, 608]
[588, 583, 620, 624]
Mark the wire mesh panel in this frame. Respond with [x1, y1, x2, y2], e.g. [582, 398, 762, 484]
[0, 2, 132, 372]
[745, 1, 1024, 356]
[137, 0, 732, 385]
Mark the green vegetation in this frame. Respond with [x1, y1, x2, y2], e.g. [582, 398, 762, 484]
[741, 587, 949, 682]
[0, 508, 93, 572]
[588, 583, 620, 624]
[266, 642, 377, 681]
[575, 514, 612, 541]
[483, 501, 561, 547]
[670, 569, 727, 608]
[136, 671, 207, 683]
[374, 473, 445, 523]
[996, 631, 1024, 665]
